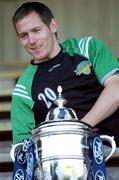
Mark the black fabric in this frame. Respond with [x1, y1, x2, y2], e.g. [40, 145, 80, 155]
[32, 50, 102, 122]
[31, 49, 119, 147]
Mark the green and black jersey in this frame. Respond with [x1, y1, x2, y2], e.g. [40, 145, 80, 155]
[11, 37, 119, 144]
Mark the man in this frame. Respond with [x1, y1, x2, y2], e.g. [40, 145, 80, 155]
[11, 1, 119, 146]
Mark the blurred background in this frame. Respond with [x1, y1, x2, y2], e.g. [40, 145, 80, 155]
[0, 0, 119, 61]
[0, 0, 119, 179]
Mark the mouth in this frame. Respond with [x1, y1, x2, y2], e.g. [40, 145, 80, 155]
[31, 46, 42, 54]
[32, 45, 41, 50]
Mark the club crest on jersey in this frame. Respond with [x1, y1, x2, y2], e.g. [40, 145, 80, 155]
[74, 60, 92, 76]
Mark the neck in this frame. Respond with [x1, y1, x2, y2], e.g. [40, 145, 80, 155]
[34, 43, 61, 64]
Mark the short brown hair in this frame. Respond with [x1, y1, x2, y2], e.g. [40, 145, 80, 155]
[12, 1, 54, 29]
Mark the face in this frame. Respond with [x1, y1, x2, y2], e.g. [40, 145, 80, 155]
[15, 11, 60, 63]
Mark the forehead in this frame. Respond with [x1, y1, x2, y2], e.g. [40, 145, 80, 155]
[15, 11, 44, 32]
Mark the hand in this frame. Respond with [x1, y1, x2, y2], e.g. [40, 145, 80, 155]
[92, 127, 99, 133]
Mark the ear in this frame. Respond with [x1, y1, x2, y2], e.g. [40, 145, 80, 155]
[50, 18, 58, 33]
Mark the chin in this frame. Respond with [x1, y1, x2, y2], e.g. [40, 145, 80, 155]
[34, 55, 49, 63]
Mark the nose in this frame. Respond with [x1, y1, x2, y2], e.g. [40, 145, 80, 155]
[28, 34, 36, 44]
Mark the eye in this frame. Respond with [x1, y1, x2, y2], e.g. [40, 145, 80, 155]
[33, 27, 41, 33]
[19, 33, 28, 40]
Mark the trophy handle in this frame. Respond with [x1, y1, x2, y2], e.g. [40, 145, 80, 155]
[10, 143, 23, 162]
[100, 135, 116, 161]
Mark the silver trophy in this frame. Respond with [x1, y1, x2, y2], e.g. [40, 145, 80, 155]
[32, 86, 116, 180]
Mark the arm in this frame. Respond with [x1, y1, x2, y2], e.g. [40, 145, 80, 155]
[11, 88, 35, 144]
[11, 64, 37, 144]
[81, 74, 119, 127]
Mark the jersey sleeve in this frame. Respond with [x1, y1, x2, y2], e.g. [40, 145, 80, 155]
[88, 37, 119, 84]
[11, 64, 37, 144]
[11, 89, 34, 144]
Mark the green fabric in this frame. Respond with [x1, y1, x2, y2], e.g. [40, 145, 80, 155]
[11, 64, 37, 144]
[87, 37, 119, 83]
[62, 37, 119, 83]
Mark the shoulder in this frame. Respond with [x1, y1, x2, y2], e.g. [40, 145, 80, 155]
[61, 36, 97, 58]
[12, 63, 38, 101]
[61, 36, 98, 47]
[61, 36, 105, 47]
[17, 63, 37, 85]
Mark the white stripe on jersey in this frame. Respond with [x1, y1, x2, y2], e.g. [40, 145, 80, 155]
[14, 88, 28, 95]
[16, 84, 26, 89]
[12, 92, 32, 100]
[78, 37, 92, 59]
[13, 84, 31, 100]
